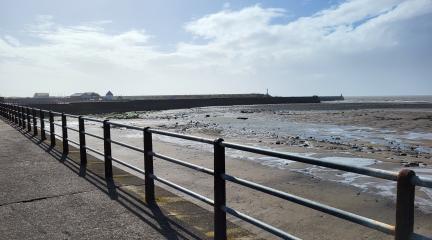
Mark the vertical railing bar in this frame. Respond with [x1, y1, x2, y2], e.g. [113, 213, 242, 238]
[395, 169, 415, 240]
[26, 107, 31, 132]
[32, 108, 37, 135]
[18, 106, 22, 127]
[78, 116, 87, 166]
[49, 111, 55, 147]
[144, 127, 155, 204]
[21, 107, 26, 128]
[61, 113, 69, 155]
[214, 138, 227, 240]
[40, 109, 46, 140]
[103, 120, 113, 180]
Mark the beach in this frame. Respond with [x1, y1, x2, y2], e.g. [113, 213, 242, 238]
[60, 99, 432, 239]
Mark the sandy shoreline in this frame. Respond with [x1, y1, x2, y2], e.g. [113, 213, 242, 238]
[60, 101, 432, 239]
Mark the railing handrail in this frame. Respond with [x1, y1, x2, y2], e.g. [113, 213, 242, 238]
[1, 102, 431, 240]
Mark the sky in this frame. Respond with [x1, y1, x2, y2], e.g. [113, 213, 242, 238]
[0, 0, 431, 97]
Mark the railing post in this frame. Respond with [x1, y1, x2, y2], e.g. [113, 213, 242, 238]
[26, 107, 31, 132]
[20, 106, 24, 127]
[103, 120, 113, 180]
[5, 105, 8, 119]
[12, 105, 15, 123]
[395, 169, 415, 240]
[61, 113, 69, 155]
[214, 138, 227, 240]
[21, 107, 26, 128]
[32, 108, 38, 135]
[39, 109, 46, 140]
[144, 127, 155, 204]
[49, 111, 55, 147]
[78, 116, 87, 166]
[17, 106, 22, 126]
[14, 106, 18, 124]
[8, 105, 12, 121]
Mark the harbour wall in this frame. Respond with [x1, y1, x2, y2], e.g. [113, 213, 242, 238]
[27, 96, 320, 114]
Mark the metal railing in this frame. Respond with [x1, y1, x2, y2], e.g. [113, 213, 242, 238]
[0, 103, 431, 240]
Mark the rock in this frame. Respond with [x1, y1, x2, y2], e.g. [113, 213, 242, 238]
[403, 161, 421, 167]
[399, 153, 407, 156]
[205, 114, 210, 118]
[237, 117, 248, 120]
[275, 141, 281, 145]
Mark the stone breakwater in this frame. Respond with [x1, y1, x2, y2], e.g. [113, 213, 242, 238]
[26, 96, 320, 114]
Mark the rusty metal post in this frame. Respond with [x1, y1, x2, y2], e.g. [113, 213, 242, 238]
[26, 107, 31, 132]
[78, 116, 87, 166]
[103, 120, 113, 180]
[395, 169, 415, 240]
[214, 138, 227, 240]
[39, 109, 46, 140]
[49, 111, 55, 147]
[32, 108, 37, 135]
[61, 113, 69, 155]
[144, 127, 155, 203]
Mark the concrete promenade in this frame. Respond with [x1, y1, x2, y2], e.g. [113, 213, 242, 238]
[0, 119, 252, 239]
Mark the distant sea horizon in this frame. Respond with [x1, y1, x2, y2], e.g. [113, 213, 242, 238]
[336, 95, 432, 103]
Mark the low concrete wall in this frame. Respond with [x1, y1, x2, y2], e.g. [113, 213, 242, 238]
[28, 96, 320, 114]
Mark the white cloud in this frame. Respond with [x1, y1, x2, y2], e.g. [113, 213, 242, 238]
[1, 0, 432, 97]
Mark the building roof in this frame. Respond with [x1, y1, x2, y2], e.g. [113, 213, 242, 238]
[106, 91, 113, 96]
[71, 92, 100, 97]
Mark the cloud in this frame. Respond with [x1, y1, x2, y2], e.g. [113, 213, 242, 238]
[1, 0, 432, 97]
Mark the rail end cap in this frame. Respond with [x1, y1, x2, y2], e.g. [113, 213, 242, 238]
[398, 168, 416, 180]
[214, 138, 224, 144]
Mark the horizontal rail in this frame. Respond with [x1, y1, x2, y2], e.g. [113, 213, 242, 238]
[110, 156, 145, 175]
[53, 122, 62, 127]
[84, 132, 104, 141]
[152, 152, 214, 175]
[85, 146, 105, 156]
[150, 174, 214, 206]
[109, 121, 144, 131]
[412, 176, 432, 188]
[223, 206, 301, 240]
[411, 233, 432, 240]
[54, 133, 62, 138]
[65, 126, 79, 132]
[223, 173, 395, 235]
[222, 141, 398, 181]
[148, 129, 214, 144]
[109, 139, 144, 153]
[82, 117, 104, 123]
[68, 138, 80, 146]
[63, 113, 79, 118]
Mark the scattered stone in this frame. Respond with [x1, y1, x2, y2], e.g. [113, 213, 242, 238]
[275, 141, 281, 145]
[402, 161, 424, 167]
[205, 114, 210, 117]
[237, 117, 248, 120]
